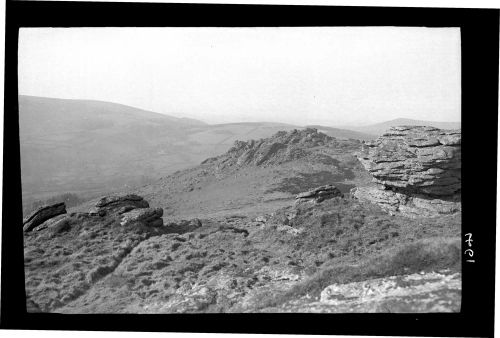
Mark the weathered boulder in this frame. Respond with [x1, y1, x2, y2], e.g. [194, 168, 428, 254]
[89, 194, 149, 216]
[353, 126, 461, 217]
[120, 207, 164, 227]
[357, 126, 461, 196]
[23, 202, 67, 233]
[295, 184, 342, 204]
[31, 214, 67, 232]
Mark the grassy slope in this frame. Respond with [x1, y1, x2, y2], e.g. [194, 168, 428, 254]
[41, 196, 461, 313]
[22, 115, 461, 313]
[46, 132, 460, 313]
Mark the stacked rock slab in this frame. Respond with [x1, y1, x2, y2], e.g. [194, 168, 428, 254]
[89, 194, 149, 216]
[296, 185, 342, 204]
[352, 126, 461, 217]
[23, 202, 67, 232]
[88, 194, 164, 228]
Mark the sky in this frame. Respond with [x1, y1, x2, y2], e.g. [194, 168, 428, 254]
[18, 27, 461, 126]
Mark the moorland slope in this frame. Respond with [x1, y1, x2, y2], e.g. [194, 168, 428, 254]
[24, 127, 461, 313]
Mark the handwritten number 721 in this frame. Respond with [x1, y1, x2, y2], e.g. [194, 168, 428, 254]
[465, 233, 475, 263]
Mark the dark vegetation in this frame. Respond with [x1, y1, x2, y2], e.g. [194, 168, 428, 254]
[266, 170, 356, 195]
[23, 192, 89, 216]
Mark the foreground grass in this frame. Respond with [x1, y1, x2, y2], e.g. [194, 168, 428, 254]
[256, 236, 461, 310]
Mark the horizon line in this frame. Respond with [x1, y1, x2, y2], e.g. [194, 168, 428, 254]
[18, 93, 462, 127]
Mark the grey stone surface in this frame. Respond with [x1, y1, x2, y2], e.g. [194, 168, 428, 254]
[353, 126, 461, 217]
[23, 202, 67, 232]
[120, 207, 164, 227]
[89, 194, 149, 216]
[295, 184, 342, 203]
[357, 126, 461, 196]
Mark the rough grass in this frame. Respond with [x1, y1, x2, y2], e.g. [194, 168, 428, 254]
[266, 170, 355, 195]
[257, 237, 461, 310]
[23, 212, 169, 311]
[27, 195, 461, 313]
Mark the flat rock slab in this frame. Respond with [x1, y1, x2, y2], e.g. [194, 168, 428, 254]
[23, 202, 67, 233]
[89, 194, 149, 216]
[295, 184, 342, 203]
[319, 270, 461, 313]
[120, 207, 164, 227]
[351, 186, 461, 218]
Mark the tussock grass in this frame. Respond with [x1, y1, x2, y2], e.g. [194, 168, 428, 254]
[257, 237, 461, 310]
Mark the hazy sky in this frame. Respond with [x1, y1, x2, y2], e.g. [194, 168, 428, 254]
[18, 27, 461, 126]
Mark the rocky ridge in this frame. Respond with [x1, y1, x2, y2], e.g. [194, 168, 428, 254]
[203, 128, 362, 169]
[352, 126, 461, 217]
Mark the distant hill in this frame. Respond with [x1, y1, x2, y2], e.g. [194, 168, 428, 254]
[18, 95, 374, 206]
[341, 118, 461, 136]
[306, 125, 376, 141]
[19, 95, 210, 203]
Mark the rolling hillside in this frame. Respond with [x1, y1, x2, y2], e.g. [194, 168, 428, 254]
[19, 96, 210, 204]
[18, 96, 373, 208]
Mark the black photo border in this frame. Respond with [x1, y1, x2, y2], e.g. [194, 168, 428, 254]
[2, 1, 498, 336]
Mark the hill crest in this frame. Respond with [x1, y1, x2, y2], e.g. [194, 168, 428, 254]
[202, 128, 362, 169]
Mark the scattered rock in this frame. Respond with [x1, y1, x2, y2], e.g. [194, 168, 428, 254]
[254, 215, 268, 223]
[120, 207, 164, 227]
[179, 218, 202, 228]
[276, 224, 304, 236]
[23, 202, 67, 233]
[295, 185, 342, 204]
[144, 285, 217, 313]
[319, 270, 461, 312]
[89, 194, 149, 216]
